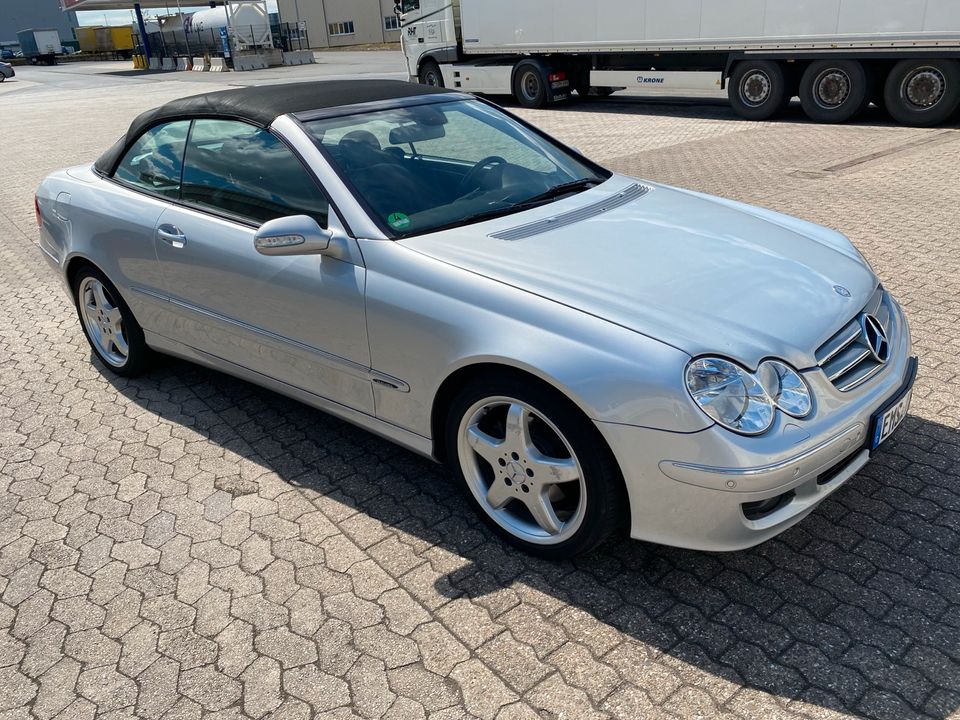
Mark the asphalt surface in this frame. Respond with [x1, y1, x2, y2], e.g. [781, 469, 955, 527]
[1, 55, 959, 720]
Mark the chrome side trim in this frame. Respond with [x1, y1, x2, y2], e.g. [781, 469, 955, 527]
[130, 286, 410, 392]
[660, 422, 865, 490]
[490, 183, 652, 241]
[144, 330, 433, 458]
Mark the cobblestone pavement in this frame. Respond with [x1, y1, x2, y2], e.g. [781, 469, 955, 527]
[2, 68, 960, 720]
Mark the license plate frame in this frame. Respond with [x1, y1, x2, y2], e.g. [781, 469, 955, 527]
[869, 358, 918, 450]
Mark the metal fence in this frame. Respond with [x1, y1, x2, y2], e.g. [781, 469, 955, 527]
[273, 21, 310, 52]
[139, 22, 281, 61]
[143, 29, 228, 59]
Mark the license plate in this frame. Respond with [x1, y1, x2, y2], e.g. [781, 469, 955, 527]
[871, 389, 912, 449]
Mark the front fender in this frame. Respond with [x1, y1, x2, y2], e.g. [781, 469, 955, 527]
[360, 239, 710, 439]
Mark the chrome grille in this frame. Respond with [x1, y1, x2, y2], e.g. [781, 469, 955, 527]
[816, 287, 892, 392]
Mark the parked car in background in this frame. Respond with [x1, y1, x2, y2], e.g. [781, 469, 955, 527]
[35, 81, 915, 557]
[0, 49, 14, 60]
[0, 62, 15, 82]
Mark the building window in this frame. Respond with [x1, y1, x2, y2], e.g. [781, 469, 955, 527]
[384, 15, 400, 31]
[328, 21, 355, 36]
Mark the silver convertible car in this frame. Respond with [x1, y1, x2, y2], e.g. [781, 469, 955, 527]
[36, 80, 916, 557]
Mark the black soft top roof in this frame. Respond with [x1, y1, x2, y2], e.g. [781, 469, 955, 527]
[94, 79, 456, 175]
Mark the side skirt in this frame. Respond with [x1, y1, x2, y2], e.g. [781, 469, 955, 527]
[144, 330, 437, 461]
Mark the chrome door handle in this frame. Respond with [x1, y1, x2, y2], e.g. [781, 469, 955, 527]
[157, 225, 186, 249]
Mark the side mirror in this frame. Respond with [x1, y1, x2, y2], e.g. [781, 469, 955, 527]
[254, 215, 332, 256]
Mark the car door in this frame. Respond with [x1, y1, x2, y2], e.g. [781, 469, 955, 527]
[152, 119, 373, 414]
[94, 119, 191, 332]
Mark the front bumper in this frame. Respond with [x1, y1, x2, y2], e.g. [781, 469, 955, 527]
[596, 296, 915, 551]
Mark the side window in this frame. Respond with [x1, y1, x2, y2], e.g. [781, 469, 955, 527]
[181, 119, 329, 227]
[113, 121, 191, 198]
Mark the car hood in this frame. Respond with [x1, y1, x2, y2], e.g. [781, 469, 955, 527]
[399, 175, 877, 369]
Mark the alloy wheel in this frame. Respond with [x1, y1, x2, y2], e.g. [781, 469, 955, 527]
[457, 397, 586, 545]
[78, 277, 129, 367]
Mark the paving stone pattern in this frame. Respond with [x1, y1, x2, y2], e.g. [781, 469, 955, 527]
[2, 81, 960, 719]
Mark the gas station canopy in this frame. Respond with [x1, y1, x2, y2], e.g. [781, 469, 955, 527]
[60, 0, 209, 10]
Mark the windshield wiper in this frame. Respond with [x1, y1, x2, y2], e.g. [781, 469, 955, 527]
[518, 177, 602, 206]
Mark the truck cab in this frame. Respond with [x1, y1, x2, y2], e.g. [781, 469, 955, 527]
[397, 0, 460, 85]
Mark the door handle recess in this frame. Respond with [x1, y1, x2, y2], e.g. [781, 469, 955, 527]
[157, 225, 186, 248]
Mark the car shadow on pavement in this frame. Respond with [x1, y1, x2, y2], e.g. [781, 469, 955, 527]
[105, 356, 960, 720]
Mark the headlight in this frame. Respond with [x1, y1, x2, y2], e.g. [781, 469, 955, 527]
[756, 360, 812, 418]
[685, 358, 775, 435]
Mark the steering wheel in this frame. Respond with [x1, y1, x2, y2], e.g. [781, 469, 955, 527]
[456, 155, 508, 197]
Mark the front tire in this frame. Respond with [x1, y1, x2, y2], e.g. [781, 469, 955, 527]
[728, 60, 791, 121]
[446, 375, 626, 558]
[883, 59, 960, 127]
[513, 61, 548, 108]
[418, 59, 444, 88]
[72, 266, 152, 377]
[799, 60, 871, 123]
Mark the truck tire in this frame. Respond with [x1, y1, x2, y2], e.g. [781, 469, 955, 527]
[513, 61, 548, 108]
[884, 59, 960, 127]
[728, 60, 791, 121]
[418, 59, 444, 88]
[799, 60, 871, 123]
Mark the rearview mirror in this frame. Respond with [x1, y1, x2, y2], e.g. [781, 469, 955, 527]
[254, 215, 332, 256]
[389, 122, 445, 145]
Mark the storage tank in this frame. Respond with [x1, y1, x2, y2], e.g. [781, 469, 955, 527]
[182, 6, 267, 33]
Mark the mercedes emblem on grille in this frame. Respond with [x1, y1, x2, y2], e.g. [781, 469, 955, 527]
[860, 314, 890, 364]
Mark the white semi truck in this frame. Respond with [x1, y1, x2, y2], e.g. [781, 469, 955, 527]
[399, 0, 960, 126]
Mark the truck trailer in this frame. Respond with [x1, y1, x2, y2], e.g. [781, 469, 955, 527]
[17, 29, 63, 66]
[76, 26, 135, 58]
[400, 0, 960, 126]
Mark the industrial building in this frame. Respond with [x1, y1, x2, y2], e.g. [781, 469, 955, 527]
[0, 0, 78, 48]
[274, 0, 403, 48]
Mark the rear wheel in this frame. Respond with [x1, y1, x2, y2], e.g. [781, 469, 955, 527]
[884, 59, 960, 127]
[799, 60, 871, 123]
[728, 60, 791, 121]
[72, 266, 152, 377]
[418, 59, 444, 87]
[513, 61, 548, 108]
[446, 375, 626, 558]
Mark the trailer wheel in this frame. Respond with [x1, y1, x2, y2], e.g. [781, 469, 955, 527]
[513, 62, 548, 108]
[884, 59, 960, 127]
[728, 60, 790, 121]
[799, 60, 871, 123]
[418, 59, 444, 88]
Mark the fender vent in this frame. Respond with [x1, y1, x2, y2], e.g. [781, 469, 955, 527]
[490, 183, 651, 241]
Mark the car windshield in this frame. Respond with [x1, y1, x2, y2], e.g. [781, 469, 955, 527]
[303, 99, 609, 237]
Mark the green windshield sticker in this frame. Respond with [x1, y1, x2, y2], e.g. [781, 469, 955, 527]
[387, 212, 411, 230]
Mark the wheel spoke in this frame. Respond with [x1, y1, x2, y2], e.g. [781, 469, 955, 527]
[504, 403, 533, 452]
[529, 452, 580, 486]
[466, 425, 504, 466]
[524, 489, 562, 535]
[486, 477, 513, 510]
[92, 282, 110, 310]
[112, 330, 129, 357]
